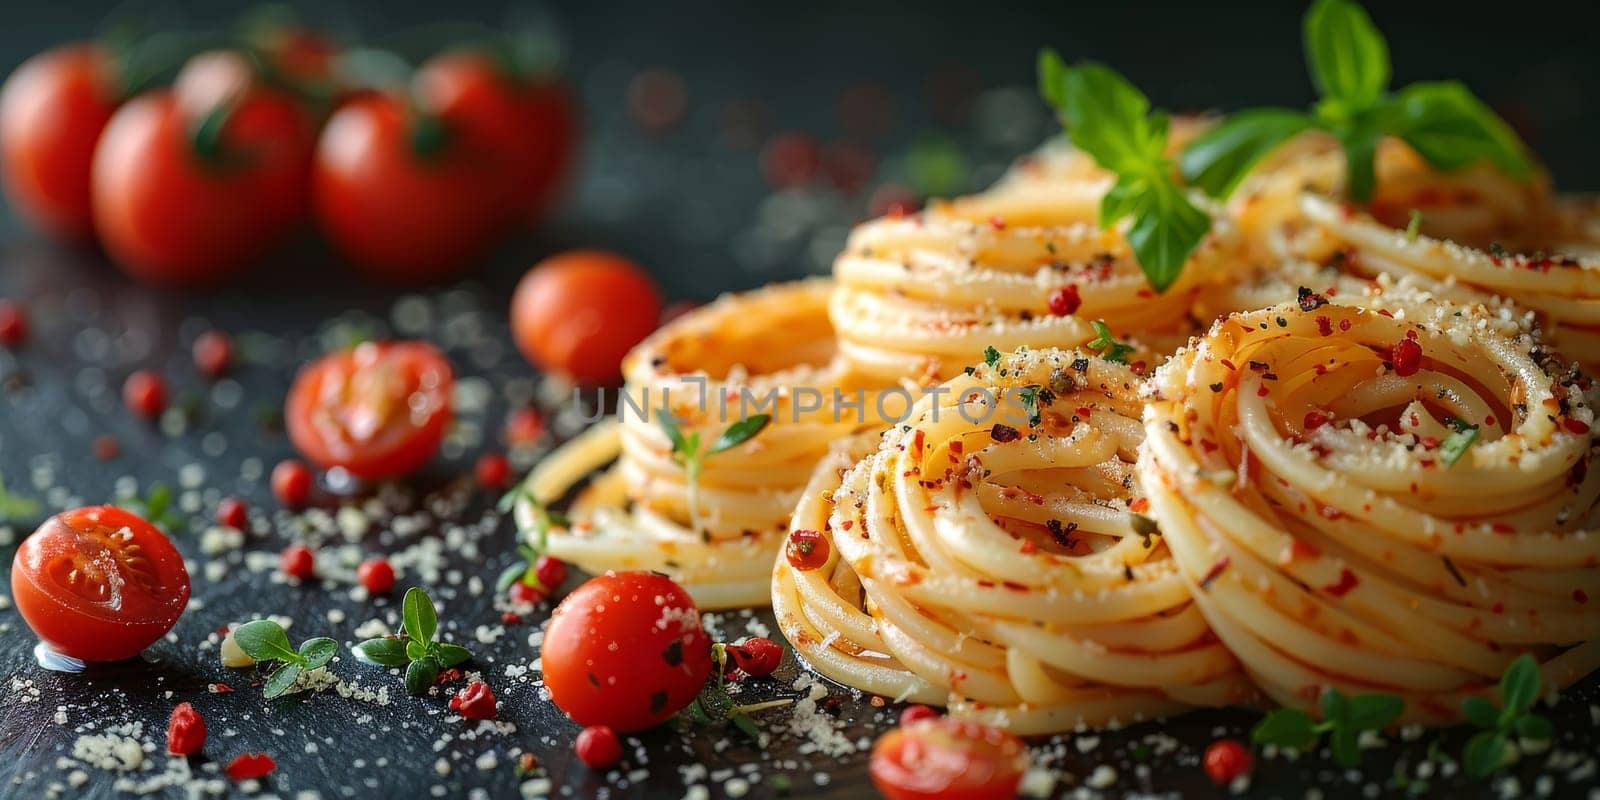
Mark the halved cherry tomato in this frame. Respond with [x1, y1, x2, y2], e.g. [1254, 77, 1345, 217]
[284, 341, 454, 480]
[415, 50, 576, 226]
[0, 43, 120, 240]
[91, 75, 316, 284]
[542, 571, 712, 733]
[510, 250, 662, 384]
[10, 505, 191, 661]
[312, 93, 503, 282]
[869, 717, 1028, 800]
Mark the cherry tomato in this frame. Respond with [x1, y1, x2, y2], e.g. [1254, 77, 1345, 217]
[503, 407, 545, 446]
[474, 452, 510, 490]
[91, 80, 315, 284]
[271, 459, 313, 508]
[534, 555, 568, 592]
[10, 506, 191, 661]
[281, 543, 315, 580]
[0, 299, 26, 346]
[0, 43, 119, 240]
[284, 341, 453, 481]
[312, 93, 503, 282]
[510, 251, 662, 384]
[1203, 739, 1254, 786]
[192, 330, 233, 378]
[729, 637, 782, 677]
[575, 725, 622, 768]
[507, 580, 547, 606]
[869, 717, 1027, 800]
[216, 497, 248, 530]
[542, 571, 712, 733]
[356, 558, 395, 594]
[415, 50, 576, 226]
[123, 370, 168, 420]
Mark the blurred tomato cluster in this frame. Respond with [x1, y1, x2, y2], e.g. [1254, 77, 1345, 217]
[0, 9, 576, 286]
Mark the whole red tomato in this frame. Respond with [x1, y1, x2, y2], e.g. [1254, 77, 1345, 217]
[312, 93, 504, 282]
[91, 71, 316, 284]
[414, 50, 576, 226]
[0, 43, 120, 241]
[510, 250, 662, 384]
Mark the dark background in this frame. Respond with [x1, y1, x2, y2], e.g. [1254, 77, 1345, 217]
[2, 2, 1598, 799]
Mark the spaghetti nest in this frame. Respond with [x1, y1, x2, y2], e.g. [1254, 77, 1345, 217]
[518, 279, 873, 610]
[772, 347, 1250, 734]
[1140, 289, 1600, 724]
[829, 143, 1239, 386]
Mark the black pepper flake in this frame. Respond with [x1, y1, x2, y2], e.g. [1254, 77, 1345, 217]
[1048, 368, 1078, 396]
[1209, 382, 1224, 392]
[1045, 519, 1079, 548]
[1071, 357, 1089, 373]
[1442, 556, 1467, 588]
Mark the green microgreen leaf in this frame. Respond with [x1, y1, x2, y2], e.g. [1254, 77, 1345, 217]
[1347, 693, 1404, 730]
[435, 643, 472, 668]
[1036, 49, 1212, 292]
[1499, 653, 1541, 716]
[1462, 730, 1509, 779]
[658, 407, 689, 457]
[352, 637, 410, 667]
[233, 620, 301, 665]
[1461, 696, 1499, 729]
[1329, 726, 1361, 768]
[1252, 708, 1318, 750]
[298, 637, 338, 671]
[405, 656, 441, 696]
[406, 639, 428, 661]
[1088, 321, 1135, 363]
[706, 414, 772, 456]
[403, 586, 438, 645]
[262, 663, 303, 699]
[1017, 385, 1053, 428]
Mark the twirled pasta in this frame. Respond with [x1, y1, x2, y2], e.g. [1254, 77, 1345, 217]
[772, 347, 1251, 734]
[830, 141, 1240, 386]
[518, 279, 874, 609]
[1141, 291, 1600, 723]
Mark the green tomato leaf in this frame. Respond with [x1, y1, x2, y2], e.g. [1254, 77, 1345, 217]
[706, 414, 772, 457]
[1460, 695, 1500, 729]
[403, 586, 438, 645]
[1514, 713, 1552, 741]
[352, 637, 410, 667]
[1251, 709, 1318, 750]
[298, 637, 338, 671]
[233, 620, 300, 664]
[1462, 730, 1509, 779]
[435, 642, 472, 668]
[1499, 653, 1541, 716]
[1124, 178, 1210, 293]
[1387, 81, 1531, 178]
[405, 656, 440, 696]
[1303, 0, 1390, 108]
[1179, 109, 1315, 199]
[1347, 693, 1404, 731]
[262, 663, 303, 699]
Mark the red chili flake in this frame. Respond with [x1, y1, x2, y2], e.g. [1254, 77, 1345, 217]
[1304, 410, 1334, 431]
[990, 423, 1020, 442]
[1296, 286, 1329, 312]
[1001, 580, 1029, 592]
[1338, 319, 1352, 332]
[475, 452, 511, 490]
[166, 703, 206, 756]
[989, 216, 1006, 230]
[1075, 406, 1092, 418]
[1047, 285, 1082, 316]
[435, 667, 464, 686]
[449, 681, 498, 720]
[226, 753, 276, 781]
[899, 704, 938, 726]
[1129, 498, 1149, 513]
[1200, 439, 1219, 453]
[1198, 557, 1231, 590]
[1575, 589, 1589, 604]
[1491, 522, 1515, 535]
[1322, 568, 1359, 597]
[1485, 415, 1496, 427]
[1130, 360, 1147, 375]
[1391, 338, 1422, 377]
[123, 370, 169, 420]
[1018, 541, 1037, 555]
[1419, 436, 1440, 449]
[211, 683, 234, 693]
[1564, 419, 1591, 435]
[1220, 359, 1237, 371]
[1280, 540, 1321, 565]
[1256, 384, 1270, 397]
[1492, 601, 1506, 614]
[1315, 316, 1333, 336]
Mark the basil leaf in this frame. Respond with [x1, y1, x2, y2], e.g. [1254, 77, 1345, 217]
[1462, 730, 1508, 779]
[403, 587, 437, 645]
[1460, 696, 1500, 729]
[1514, 713, 1552, 741]
[298, 637, 338, 671]
[435, 642, 472, 668]
[1337, 114, 1382, 203]
[233, 620, 300, 664]
[1125, 179, 1210, 292]
[352, 637, 410, 667]
[1329, 726, 1361, 768]
[1303, 0, 1390, 108]
[262, 663, 303, 699]
[706, 414, 771, 456]
[1251, 709, 1318, 750]
[1099, 175, 1146, 230]
[1499, 653, 1541, 716]
[1347, 693, 1404, 731]
[1044, 57, 1159, 174]
[1387, 81, 1531, 177]
[1179, 109, 1315, 199]
[405, 656, 440, 696]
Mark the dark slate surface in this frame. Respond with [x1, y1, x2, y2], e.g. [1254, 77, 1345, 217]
[2, 2, 1599, 797]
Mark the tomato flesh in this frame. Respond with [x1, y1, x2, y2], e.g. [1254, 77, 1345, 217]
[0, 43, 119, 241]
[542, 571, 712, 733]
[869, 718, 1028, 800]
[285, 341, 454, 480]
[10, 506, 190, 661]
[510, 250, 662, 385]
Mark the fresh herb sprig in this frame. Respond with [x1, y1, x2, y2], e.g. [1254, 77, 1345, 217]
[0, 473, 41, 523]
[1439, 416, 1479, 468]
[1037, 51, 1212, 292]
[352, 587, 472, 695]
[1460, 654, 1551, 779]
[115, 482, 185, 533]
[1181, 0, 1530, 205]
[658, 410, 772, 535]
[495, 486, 569, 593]
[1087, 321, 1135, 363]
[232, 619, 338, 699]
[682, 642, 790, 744]
[1252, 686, 1404, 767]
